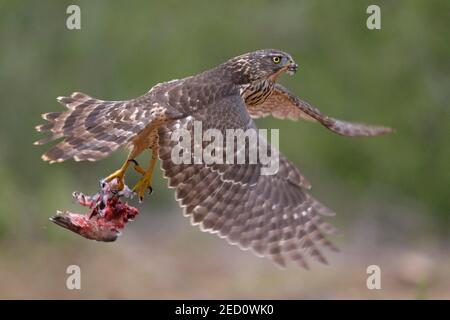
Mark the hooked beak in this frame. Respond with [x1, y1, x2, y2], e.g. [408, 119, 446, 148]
[286, 61, 298, 75]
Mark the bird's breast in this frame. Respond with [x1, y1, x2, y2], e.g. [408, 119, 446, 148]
[241, 80, 275, 106]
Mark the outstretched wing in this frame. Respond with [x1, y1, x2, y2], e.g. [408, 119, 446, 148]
[157, 89, 338, 268]
[247, 83, 393, 137]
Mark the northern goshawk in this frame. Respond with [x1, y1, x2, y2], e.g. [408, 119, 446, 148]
[36, 49, 392, 268]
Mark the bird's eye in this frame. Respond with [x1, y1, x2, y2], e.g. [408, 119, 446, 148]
[272, 56, 281, 64]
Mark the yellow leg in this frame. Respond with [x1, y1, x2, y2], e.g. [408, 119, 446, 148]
[133, 144, 159, 201]
[104, 158, 147, 191]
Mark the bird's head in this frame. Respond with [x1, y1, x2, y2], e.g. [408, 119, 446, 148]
[225, 49, 298, 84]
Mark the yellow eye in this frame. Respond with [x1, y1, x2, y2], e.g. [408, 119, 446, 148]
[272, 56, 281, 64]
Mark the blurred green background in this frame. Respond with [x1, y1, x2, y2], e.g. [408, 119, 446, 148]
[0, 0, 449, 299]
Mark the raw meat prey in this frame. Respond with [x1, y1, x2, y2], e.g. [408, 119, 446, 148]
[50, 179, 138, 241]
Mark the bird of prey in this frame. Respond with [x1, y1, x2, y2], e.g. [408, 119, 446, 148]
[35, 49, 392, 268]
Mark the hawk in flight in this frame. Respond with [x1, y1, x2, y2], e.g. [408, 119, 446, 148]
[36, 49, 392, 268]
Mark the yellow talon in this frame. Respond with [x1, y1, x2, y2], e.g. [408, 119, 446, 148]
[132, 162, 147, 176]
[133, 144, 158, 201]
[104, 161, 131, 191]
[104, 159, 144, 191]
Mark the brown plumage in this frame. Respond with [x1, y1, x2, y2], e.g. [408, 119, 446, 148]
[36, 49, 393, 268]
